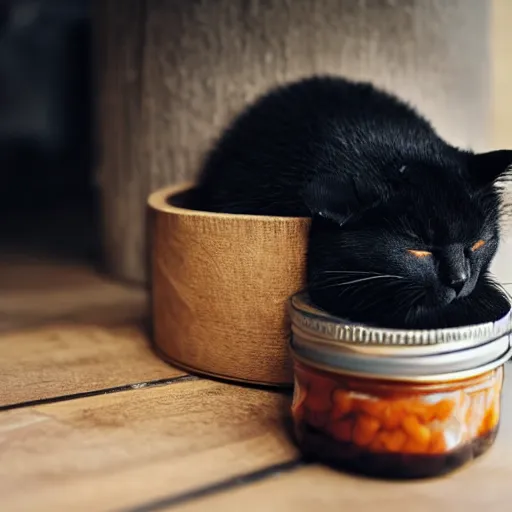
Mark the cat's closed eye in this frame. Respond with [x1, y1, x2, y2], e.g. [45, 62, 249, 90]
[407, 249, 431, 258]
[471, 239, 486, 252]
[408, 239, 486, 259]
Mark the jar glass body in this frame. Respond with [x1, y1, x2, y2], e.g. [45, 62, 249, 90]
[291, 359, 504, 479]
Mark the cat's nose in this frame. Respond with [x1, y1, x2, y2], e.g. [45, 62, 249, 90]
[449, 273, 468, 296]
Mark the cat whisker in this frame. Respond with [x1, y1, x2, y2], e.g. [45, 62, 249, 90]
[312, 272, 395, 286]
[341, 282, 424, 317]
[311, 273, 406, 291]
[321, 275, 404, 289]
[321, 270, 401, 277]
[334, 279, 410, 311]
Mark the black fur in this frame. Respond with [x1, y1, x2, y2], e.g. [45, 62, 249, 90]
[197, 75, 512, 329]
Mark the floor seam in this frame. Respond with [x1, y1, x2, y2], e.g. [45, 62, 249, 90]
[0, 374, 199, 412]
[119, 458, 306, 512]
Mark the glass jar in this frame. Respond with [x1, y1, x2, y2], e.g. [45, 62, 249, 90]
[288, 293, 512, 480]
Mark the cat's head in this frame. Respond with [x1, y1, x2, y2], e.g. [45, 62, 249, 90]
[303, 150, 512, 329]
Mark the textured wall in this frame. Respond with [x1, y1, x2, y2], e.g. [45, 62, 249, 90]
[489, 0, 512, 286]
[95, 0, 491, 283]
[491, 0, 512, 151]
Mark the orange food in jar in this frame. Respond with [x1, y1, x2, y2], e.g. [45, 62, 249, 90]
[435, 399, 456, 421]
[291, 360, 504, 478]
[401, 416, 431, 445]
[429, 431, 448, 453]
[374, 428, 407, 452]
[352, 414, 381, 446]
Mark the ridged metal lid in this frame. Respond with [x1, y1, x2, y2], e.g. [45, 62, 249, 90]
[288, 292, 512, 382]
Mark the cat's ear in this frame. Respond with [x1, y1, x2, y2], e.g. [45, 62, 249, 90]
[467, 150, 512, 189]
[301, 172, 374, 225]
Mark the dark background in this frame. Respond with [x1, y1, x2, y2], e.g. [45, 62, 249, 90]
[0, 0, 95, 258]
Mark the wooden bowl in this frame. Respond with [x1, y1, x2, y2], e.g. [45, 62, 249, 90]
[148, 183, 310, 386]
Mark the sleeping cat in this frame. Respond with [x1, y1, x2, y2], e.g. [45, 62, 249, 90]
[196, 75, 512, 329]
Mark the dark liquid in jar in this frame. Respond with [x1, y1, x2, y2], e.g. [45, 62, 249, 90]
[297, 423, 499, 479]
[292, 361, 503, 479]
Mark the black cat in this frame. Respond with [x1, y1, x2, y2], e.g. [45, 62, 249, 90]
[196, 75, 512, 329]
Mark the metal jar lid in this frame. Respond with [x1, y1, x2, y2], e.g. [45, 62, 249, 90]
[288, 292, 512, 382]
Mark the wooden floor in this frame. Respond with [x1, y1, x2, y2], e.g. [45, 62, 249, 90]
[2, 256, 512, 512]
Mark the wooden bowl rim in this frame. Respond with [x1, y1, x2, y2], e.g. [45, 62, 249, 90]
[148, 182, 310, 223]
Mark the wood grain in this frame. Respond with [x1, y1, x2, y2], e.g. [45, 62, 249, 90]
[95, 0, 490, 283]
[0, 254, 174, 406]
[0, 255, 148, 333]
[0, 323, 183, 406]
[0, 380, 296, 512]
[170, 367, 512, 512]
[150, 184, 309, 386]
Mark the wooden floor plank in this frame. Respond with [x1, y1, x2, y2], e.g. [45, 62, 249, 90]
[171, 460, 512, 512]
[0, 323, 184, 406]
[170, 369, 512, 512]
[0, 380, 296, 512]
[0, 254, 183, 406]
[0, 255, 147, 332]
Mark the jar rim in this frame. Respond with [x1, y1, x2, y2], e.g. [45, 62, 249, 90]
[288, 292, 512, 350]
[288, 292, 512, 381]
